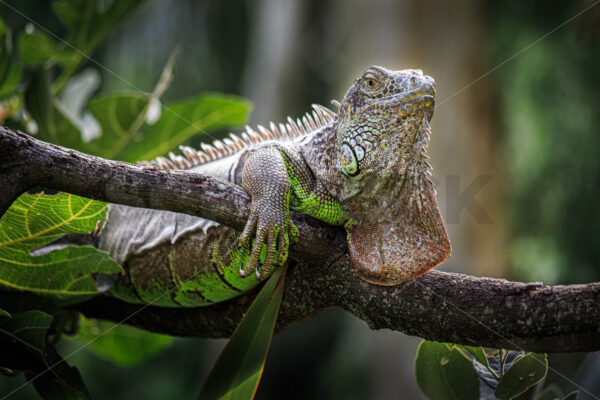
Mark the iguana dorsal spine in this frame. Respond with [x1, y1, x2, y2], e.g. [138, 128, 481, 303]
[141, 103, 336, 170]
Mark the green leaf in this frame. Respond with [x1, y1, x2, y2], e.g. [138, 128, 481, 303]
[0, 193, 122, 297]
[51, 0, 144, 92]
[19, 29, 77, 66]
[198, 264, 287, 400]
[121, 93, 251, 163]
[494, 353, 547, 400]
[0, 310, 91, 399]
[472, 349, 528, 392]
[70, 317, 172, 367]
[84, 50, 177, 159]
[0, 310, 52, 361]
[455, 345, 489, 367]
[0, 17, 22, 98]
[86, 92, 149, 158]
[53, 0, 142, 51]
[0, 307, 10, 317]
[30, 368, 90, 400]
[28, 345, 92, 400]
[415, 341, 480, 400]
[24, 68, 87, 151]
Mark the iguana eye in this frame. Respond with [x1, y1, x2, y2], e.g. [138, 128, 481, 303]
[364, 74, 378, 90]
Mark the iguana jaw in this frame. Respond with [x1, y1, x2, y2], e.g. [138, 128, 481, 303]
[345, 184, 451, 285]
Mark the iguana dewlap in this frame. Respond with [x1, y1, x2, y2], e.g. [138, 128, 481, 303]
[98, 66, 451, 307]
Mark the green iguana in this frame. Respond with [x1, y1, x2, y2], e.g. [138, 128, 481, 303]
[98, 66, 451, 307]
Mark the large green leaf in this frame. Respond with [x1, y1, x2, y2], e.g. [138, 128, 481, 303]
[0, 16, 22, 98]
[0, 193, 122, 297]
[73, 49, 176, 160]
[415, 341, 480, 400]
[122, 93, 251, 163]
[198, 265, 287, 400]
[0, 307, 10, 317]
[86, 92, 149, 158]
[24, 68, 87, 151]
[83, 50, 177, 160]
[494, 353, 547, 400]
[70, 317, 172, 367]
[19, 29, 78, 67]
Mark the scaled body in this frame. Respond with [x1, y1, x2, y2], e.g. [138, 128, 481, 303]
[99, 67, 451, 307]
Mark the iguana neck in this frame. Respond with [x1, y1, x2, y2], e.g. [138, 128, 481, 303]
[300, 114, 436, 219]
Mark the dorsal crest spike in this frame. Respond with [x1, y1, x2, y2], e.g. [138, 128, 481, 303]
[285, 122, 296, 137]
[313, 103, 336, 122]
[311, 109, 325, 126]
[155, 156, 176, 170]
[245, 126, 263, 143]
[196, 150, 210, 163]
[241, 132, 252, 145]
[287, 117, 301, 137]
[278, 123, 289, 138]
[296, 118, 307, 135]
[222, 138, 238, 153]
[304, 113, 317, 131]
[179, 145, 198, 162]
[329, 100, 341, 113]
[170, 152, 191, 169]
[144, 103, 337, 170]
[257, 125, 274, 140]
[269, 122, 281, 139]
[212, 140, 229, 156]
[229, 133, 245, 150]
[201, 143, 218, 159]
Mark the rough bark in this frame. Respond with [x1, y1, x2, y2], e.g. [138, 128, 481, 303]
[1, 126, 599, 353]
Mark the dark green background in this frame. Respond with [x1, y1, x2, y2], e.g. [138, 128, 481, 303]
[1, 0, 599, 399]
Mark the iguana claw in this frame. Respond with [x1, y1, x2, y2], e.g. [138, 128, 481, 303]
[238, 200, 297, 280]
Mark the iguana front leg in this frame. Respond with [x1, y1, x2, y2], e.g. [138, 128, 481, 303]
[239, 145, 299, 279]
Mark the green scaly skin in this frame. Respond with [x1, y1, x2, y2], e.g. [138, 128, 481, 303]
[105, 66, 451, 307]
[107, 145, 346, 307]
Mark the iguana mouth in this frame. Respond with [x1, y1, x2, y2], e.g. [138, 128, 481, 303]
[358, 92, 435, 118]
[374, 92, 435, 109]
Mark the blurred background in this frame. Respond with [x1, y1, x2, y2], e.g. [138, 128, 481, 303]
[1, 0, 599, 399]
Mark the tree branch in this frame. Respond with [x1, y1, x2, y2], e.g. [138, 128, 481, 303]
[2, 126, 599, 353]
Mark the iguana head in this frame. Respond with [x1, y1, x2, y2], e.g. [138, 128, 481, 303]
[331, 66, 451, 285]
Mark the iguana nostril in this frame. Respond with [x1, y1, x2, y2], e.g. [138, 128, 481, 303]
[420, 81, 435, 95]
[409, 76, 419, 88]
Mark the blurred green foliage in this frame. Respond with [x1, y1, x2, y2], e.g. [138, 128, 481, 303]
[1, 0, 600, 399]
[486, 1, 600, 284]
[0, 0, 254, 398]
[70, 317, 172, 367]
